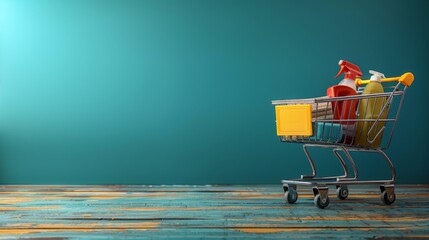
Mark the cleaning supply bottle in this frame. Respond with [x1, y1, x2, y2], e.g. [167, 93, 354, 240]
[327, 60, 362, 143]
[354, 70, 388, 148]
[335, 60, 361, 91]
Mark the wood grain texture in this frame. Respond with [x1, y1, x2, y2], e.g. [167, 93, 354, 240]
[0, 185, 428, 239]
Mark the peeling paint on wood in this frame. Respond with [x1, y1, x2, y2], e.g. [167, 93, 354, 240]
[0, 185, 428, 239]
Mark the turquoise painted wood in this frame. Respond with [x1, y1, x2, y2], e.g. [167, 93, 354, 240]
[0, 185, 428, 238]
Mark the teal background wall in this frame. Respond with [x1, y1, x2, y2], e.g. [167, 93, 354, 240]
[0, 0, 428, 184]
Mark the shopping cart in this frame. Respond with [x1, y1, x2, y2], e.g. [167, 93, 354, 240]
[271, 72, 414, 209]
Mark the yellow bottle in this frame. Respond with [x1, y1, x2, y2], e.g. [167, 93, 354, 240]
[355, 70, 388, 148]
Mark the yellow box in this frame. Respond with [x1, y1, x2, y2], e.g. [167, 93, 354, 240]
[275, 104, 313, 136]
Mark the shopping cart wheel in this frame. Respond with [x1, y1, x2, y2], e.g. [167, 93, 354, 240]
[284, 190, 298, 204]
[336, 185, 349, 200]
[380, 185, 395, 205]
[283, 185, 298, 204]
[314, 194, 330, 209]
[381, 191, 396, 205]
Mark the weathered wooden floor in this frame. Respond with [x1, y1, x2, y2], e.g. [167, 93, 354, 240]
[0, 185, 428, 239]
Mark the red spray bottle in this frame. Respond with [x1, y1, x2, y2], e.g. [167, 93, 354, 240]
[327, 60, 362, 143]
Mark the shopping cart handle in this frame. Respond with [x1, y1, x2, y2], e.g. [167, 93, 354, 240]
[355, 72, 414, 87]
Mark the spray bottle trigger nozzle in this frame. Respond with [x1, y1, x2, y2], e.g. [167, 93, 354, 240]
[369, 70, 385, 79]
[369, 70, 385, 82]
[335, 66, 345, 78]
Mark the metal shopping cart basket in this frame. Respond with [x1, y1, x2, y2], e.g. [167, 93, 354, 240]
[271, 72, 414, 209]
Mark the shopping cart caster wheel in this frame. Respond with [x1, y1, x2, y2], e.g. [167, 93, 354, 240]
[314, 194, 330, 209]
[381, 191, 396, 205]
[284, 190, 298, 204]
[336, 185, 349, 200]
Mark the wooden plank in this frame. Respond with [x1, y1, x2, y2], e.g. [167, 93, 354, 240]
[0, 185, 428, 239]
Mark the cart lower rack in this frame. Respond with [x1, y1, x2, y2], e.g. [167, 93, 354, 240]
[271, 73, 414, 209]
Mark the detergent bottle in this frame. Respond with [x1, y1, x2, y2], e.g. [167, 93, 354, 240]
[354, 70, 388, 148]
[327, 60, 362, 143]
